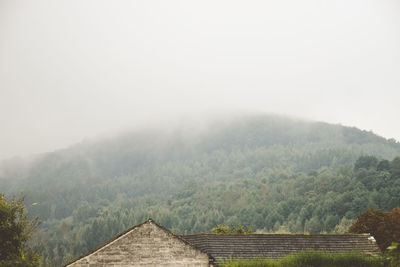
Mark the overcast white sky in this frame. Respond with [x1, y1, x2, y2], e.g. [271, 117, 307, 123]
[1, 0, 399, 160]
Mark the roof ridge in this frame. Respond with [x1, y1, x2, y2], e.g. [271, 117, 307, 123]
[181, 233, 374, 237]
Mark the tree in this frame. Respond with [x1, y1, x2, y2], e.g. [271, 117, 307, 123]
[354, 155, 378, 170]
[391, 157, 400, 178]
[211, 223, 253, 235]
[0, 194, 40, 266]
[349, 207, 400, 251]
[211, 224, 230, 234]
[333, 217, 354, 234]
[377, 160, 391, 172]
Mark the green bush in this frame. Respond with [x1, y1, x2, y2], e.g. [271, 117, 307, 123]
[386, 242, 400, 267]
[219, 251, 386, 267]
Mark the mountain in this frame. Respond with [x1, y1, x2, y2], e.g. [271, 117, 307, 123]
[1, 114, 400, 266]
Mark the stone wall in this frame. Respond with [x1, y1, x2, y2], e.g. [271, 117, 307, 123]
[67, 220, 210, 267]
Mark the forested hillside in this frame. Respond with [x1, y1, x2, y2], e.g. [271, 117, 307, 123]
[1, 114, 400, 266]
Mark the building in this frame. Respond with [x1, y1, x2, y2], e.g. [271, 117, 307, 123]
[66, 219, 211, 267]
[66, 219, 380, 267]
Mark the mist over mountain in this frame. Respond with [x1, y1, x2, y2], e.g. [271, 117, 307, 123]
[1, 114, 400, 266]
[1, 114, 399, 187]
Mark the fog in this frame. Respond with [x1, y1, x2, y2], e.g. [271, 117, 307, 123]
[1, 0, 399, 160]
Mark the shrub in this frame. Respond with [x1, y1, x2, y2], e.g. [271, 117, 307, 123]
[219, 250, 386, 267]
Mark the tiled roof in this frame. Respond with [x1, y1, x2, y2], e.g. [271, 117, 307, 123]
[181, 233, 381, 263]
[65, 219, 381, 267]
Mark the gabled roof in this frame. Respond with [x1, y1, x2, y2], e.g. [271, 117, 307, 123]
[181, 233, 381, 263]
[64, 218, 213, 266]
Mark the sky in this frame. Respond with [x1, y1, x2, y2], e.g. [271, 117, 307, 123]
[0, 0, 400, 161]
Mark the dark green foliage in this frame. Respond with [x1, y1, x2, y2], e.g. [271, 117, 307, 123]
[391, 157, 400, 178]
[0, 254, 41, 267]
[377, 160, 391, 172]
[354, 155, 379, 170]
[219, 251, 386, 267]
[0, 195, 40, 267]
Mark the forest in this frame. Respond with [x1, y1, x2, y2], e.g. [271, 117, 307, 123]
[1, 115, 400, 266]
